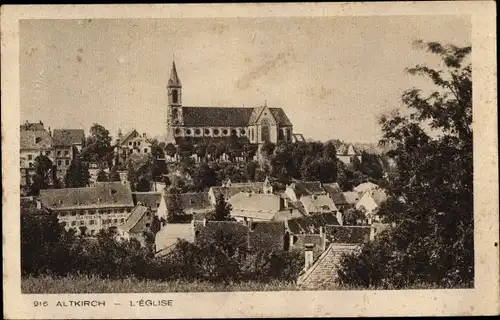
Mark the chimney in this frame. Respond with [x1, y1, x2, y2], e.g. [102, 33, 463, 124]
[370, 226, 376, 241]
[320, 226, 327, 252]
[202, 218, 207, 227]
[289, 234, 295, 249]
[304, 243, 314, 270]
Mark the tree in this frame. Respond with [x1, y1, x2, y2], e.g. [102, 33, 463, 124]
[165, 143, 177, 158]
[28, 154, 54, 195]
[64, 155, 90, 188]
[108, 167, 121, 182]
[192, 163, 217, 191]
[166, 187, 184, 223]
[342, 208, 366, 225]
[338, 41, 473, 288]
[207, 194, 233, 221]
[96, 169, 108, 182]
[81, 123, 113, 165]
[301, 157, 337, 183]
[261, 141, 276, 158]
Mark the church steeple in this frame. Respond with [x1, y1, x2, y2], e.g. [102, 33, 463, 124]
[168, 61, 181, 87]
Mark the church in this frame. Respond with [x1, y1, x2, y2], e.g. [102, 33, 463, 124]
[165, 61, 297, 145]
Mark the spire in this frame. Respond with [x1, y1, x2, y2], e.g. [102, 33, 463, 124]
[168, 60, 181, 87]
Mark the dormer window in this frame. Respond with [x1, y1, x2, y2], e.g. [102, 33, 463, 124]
[35, 137, 42, 144]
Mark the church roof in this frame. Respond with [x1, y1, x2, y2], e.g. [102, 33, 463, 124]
[181, 106, 292, 127]
[168, 61, 181, 87]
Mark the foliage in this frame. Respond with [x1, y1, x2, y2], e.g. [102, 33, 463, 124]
[96, 169, 108, 182]
[192, 162, 217, 191]
[165, 187, 184, 223]
[28, 155, 54, 196]
[207, 194, 233, 221]
[108, 167, 121, 182]
[342, 208, 366, 225]
[81, 123, 113, 165]
[338, 41, 473, 288]
[64, 155, 90, 188]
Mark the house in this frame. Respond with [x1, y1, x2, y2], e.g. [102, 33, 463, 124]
[208, 177, 273, 204]
[113, 129, 153, 167]
[322, 182, 342, 194]
[20, 196, 51, 216]
[355, 188, 388, 224]
[353, 182, 379, 193]
[117, 205, 155, 245]
[52, 129, 85, 181]
[284, 181, 327, 202]
[20, 122, 53, 187]
[39, 182, 135, 235]
[300, 194, 338, 215]
[335, 143, 362, 165]
[228, 192, 285, 222]
[155, 221, 196, 256]
[157, 191, 213, 221]
[328, 191, 361, 212]
[297, 225, 372, 289]
[132, 192, 162, 214]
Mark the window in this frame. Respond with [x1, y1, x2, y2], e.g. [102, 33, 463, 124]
[113, 218, 118, 223]
[146, 212, 151, 217]
[90, 230, 96, 235]
[57, 151, 62, 156]
[195, 128, 201, 135]
[231, 129, 237, 136]
[65, 160, 70, 165]
[35, 137, 42, 144]
[64, 150, 69, 156]
[71, 221, 76, 226]
[120, 218, 125, 223]
[71, 212, 77, 216]
[172, 90, 178, 103]
[60, 221, 67, 227]
[240, 129, 246, 135]
[156, 202, 160, 208]
[45, 151, 51, 156]
[204, 129, 210, 135]
[138, 141, 141, 146]
[28, 155, 33, 160]
[59, 212, 66, 217]
[278, 130, 284, 141]
[80, 221, 85, 226]
[144, 148, 148, 153]
[175, 128, 181, 135]
[213, 129, 219, 135]
[185, 129, 192, 135]
[79, 211, 84, 215]
[57, 160, 62, 166]
[145, 223, 150, 228]
[89, 220, 95, 225]
[222, 129, 228, 135]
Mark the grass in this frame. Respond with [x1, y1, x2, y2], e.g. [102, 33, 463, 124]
[22, 275, 465, 293]
[22, 275, 301, 293]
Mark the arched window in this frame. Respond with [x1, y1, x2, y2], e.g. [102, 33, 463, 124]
[172, 108, 178, 120]
[213, 129, 219, 136]
[195, 128, 201, 135]
[278, 129, 284, 141]
[222, 129, 228, 136]
[240, 129, 246, 135]
[172, 90, 178, 104]
[204, 128, 211, 135]
[261, 119, 270, 142]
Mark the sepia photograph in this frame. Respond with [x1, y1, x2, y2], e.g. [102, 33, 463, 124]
[2, 2, 498, 318]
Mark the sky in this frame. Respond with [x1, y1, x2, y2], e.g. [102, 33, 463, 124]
[20, 16, 471, 143]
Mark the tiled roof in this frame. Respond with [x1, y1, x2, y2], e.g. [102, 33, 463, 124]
[269, 108, 293, 126]
[182, 107, 254, 127]
[300, 195, 338, 214]
[286, 212, 340, 234]
[181, 106, 293, 127]
[163, 192, 212, 214]
[353, 182, 379, 193]
[329, 192, 361, 206]
[40, 182, 134, 210]
[20, 197, 50, 215]
[132, 192, 162, 211]
[370, 189, 388, 206]
[20, 129, 53, 150]
[211, 182, 264, 200]
[52, 129, 85, 146]
[289, 181, 326, 197]
[297, 243, 359, 288]
[229, 193, 283, 219]
[273, 208, 307, 221]
[119, 205, 148, 232]
[322, 183, 342, 194]
[155, 223, 195, 254]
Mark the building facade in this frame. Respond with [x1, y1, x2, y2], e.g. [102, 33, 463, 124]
[113, 129, 153, 168]
[20, 121, 54, 187]
[165, 61, 294, 145]
[52, 129, 85, 181]
[39, 182, 135, 235]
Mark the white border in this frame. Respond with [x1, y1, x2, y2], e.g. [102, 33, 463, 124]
[2, 2, 498, 318]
